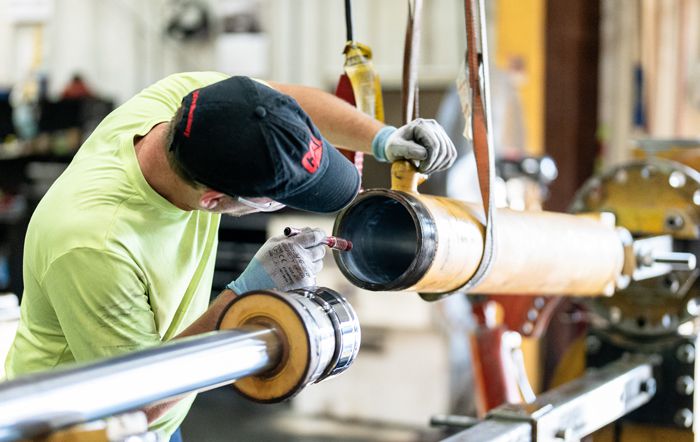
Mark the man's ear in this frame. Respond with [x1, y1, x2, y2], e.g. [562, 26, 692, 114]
[199, 190, 227, 210]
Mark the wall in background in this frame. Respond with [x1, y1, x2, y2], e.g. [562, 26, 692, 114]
[0, 0, 466, 105]
[0, 0, 218, 103]
[495, 0, 545, 155]
[598, 0, 700, 168]
[0, 0, 555, 165]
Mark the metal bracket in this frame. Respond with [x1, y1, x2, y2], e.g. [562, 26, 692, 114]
[441, 355, 658, 442]
[633, 235, 696, 281]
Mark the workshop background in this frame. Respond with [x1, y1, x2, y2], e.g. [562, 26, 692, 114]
[0, 0, 699, 441]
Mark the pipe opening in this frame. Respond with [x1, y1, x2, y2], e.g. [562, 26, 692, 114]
[334, 194, 423, 288]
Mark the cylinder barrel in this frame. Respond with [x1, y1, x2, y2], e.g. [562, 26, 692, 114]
[333, 189, 624, 296]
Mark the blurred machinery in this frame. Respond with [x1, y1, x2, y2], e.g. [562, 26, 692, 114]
[332, 144, 700, 440]
[573, 151, 700, 439]
[440, 147, 700, 442]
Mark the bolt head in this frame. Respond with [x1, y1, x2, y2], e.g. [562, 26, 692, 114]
[676, 376, 694, 396]
[640, 378, 657, 396]
[677, 344, 696, 364]
[586, 335, 602, 354]
[674, 408, 693, 428]
[665, 213, 685, 231]
[527, 308, 539, 321]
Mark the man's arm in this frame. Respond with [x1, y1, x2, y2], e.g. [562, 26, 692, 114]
[146, 227, 328, 422]
[267, 81, 384, 154]
[174, 289, 237, 338]
[268, 81, 458, 174]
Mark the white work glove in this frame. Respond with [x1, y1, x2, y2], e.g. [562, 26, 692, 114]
[371, 119, 458, 173]
[226, 228, 326, 294]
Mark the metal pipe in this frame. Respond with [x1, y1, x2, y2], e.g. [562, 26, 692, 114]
[0, 327, 280, 441]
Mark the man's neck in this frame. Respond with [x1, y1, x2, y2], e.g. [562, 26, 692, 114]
[134, 123, 199, 211]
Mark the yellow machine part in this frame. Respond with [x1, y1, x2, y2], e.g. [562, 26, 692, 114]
[578, 158, 700, 239]
[633, 146, 700, 173]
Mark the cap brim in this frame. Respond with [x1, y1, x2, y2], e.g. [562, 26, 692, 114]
[275, 145, 360, 213]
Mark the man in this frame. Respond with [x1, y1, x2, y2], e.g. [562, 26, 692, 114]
[5, 72, 456, 440]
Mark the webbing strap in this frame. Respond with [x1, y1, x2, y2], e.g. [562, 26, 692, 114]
[401, 0, 422, 124]
[456, 0, 496, 292]
[401, 0, 495, 298]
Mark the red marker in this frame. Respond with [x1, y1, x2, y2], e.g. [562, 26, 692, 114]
[284, 226, 353, 252]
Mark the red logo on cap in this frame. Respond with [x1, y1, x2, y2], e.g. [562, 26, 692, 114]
[302, 133, 323, 173]
[183, 90, 200, 138]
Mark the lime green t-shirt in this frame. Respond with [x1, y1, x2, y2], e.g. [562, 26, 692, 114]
[5, 71, 230, 438]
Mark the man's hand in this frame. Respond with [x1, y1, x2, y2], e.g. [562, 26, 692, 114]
[226, 227, 326, 294]
[372, 119, 458, 173]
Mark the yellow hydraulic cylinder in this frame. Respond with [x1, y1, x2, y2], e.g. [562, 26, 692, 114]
[333, 161, 625, 296]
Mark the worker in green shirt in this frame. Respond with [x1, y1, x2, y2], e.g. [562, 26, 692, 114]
[5, 72, 456, 440]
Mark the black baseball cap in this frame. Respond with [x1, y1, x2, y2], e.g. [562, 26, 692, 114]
[170, 76, 361, 213]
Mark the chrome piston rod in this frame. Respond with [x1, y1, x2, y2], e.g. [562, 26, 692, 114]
[0, 327, 281, 441]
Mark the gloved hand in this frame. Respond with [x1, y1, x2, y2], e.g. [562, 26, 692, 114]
[371, 118, 458, 173]
[226, 227, 326, 294]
